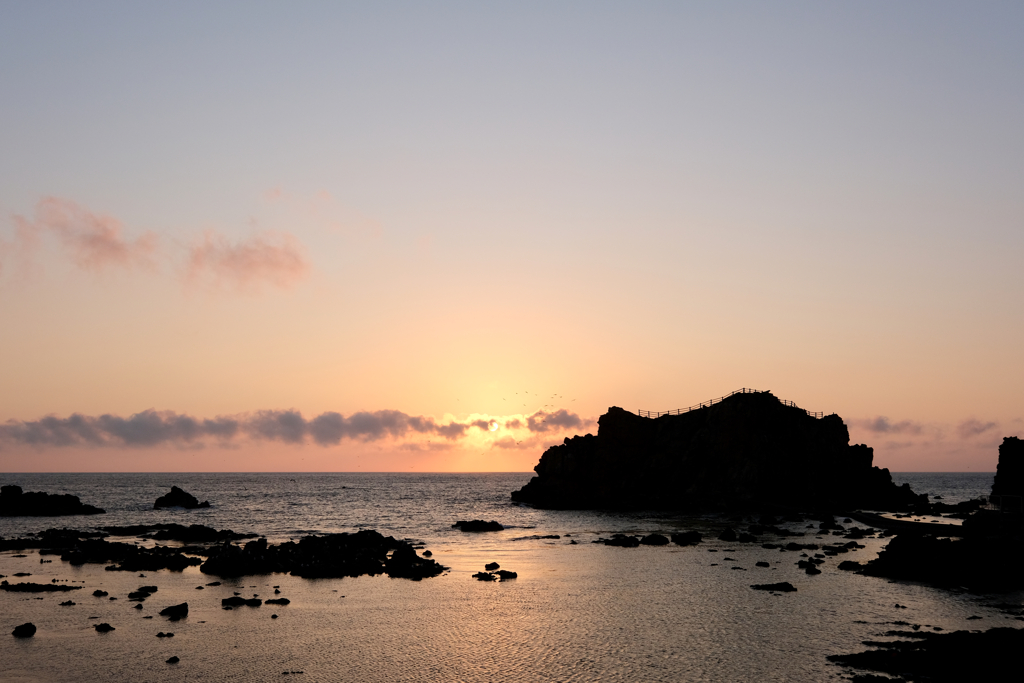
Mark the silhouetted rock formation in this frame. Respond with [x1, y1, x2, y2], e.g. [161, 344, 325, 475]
[829, 627, 1024, 682]
[200, 530, 446, 580]
[861, 533, 1024, 591]
[992, 436, 1024, 498]
[452, 520, 503, 531]
[11, 623, 36, 638]
[101, 524, 257, 543]
[154, 486, 210, 509]
[511, 392, 924, 511]
[0, 485, 104, 516]
[159, 603, 188, 620]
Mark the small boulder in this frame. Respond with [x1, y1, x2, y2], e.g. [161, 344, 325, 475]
[166, 656, 179, 664]
[750, 582, 797, 592]
[484, 562, 500, 570]
[496, 570, 518, 580]
[94, 623, 115, 632]
[12, 622, 36, 638]
[671, 531, 702, 546]
[158, 603, 188, 620]
[452, 520, 503, 532]
[718, 528, 737, 542]
[640, 534, 670, 546]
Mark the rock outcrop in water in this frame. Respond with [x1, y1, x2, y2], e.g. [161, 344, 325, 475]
[154, 486, 210, 509]
[0, 485, 105, 516]
[511, 391, 923, 511]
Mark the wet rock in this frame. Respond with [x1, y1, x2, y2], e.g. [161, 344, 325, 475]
[92, 590, 108, 597]
[265, 598, 290, 605]
[94, 623, 115, 632]
[838, 560, 864, 571]
[737, 533, 758, 543]
[472, 571, 497, 581]
[0, 485, 105, 517]
[154, 486, 210, 509]
[159, 603, 188, 620]
[750, 582, 797, 592]
[484, 562, 500, 570]
[671, 531, 702, 546]
[718, 528, 738, 542]
[755, 561, 770, 567]
[166, 656, 179, 664]
[0, 581, 80, 593]
[495, 570, 518, 579]
[596, 534, 641, 547]
[59, 600, 76, 606]
[452, 520, 503, 532]
[12, 623, 36, 637]
[640, 534, 670, 546]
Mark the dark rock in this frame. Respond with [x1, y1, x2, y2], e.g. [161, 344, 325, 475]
[737, 533, 758, 543]
[640, 534, 670, 546]
[992, 436, 1024, 498]
[153, 486, 210, 510]
[12, 622, 36, 638]
[452, 520, 503, 532]
[596, 534, 641, 547]
[750, 582, 797, 592]
[838, 560, 864, 571]
[473, 571, 497, 581]
[221, 596, 261, 606]
[718, 528, 737, 542]
[92, 590, 108, 597]
[1, 581, 80, 593]
[828, 627, 1024, 682]
[94, 623, 115, 632]
[166, 656, 179, 664]
[103, 523, 256, 543]
[59, 600, 76, 606]
[265, 598, 290, 605]
[671, 531, 702, 546]
[755, 561, 770, 567]
[510, 393, 927, 510]
[484, 562, 500, 570]
[862, 534, 1024, 591]
[496, 570, 518, 579]
[158, 603, 188, 620]
[422, 550, 432, 557]
[0, 485, 105, 517]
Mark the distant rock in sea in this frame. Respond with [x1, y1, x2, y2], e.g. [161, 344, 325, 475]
[511, 391, 925, 511]
[452, 520, 504, 532]
[154, 486, 210, 510]
[0, 484, 105, 517]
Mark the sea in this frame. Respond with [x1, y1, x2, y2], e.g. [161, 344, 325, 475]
[1, 472, 1018, 683]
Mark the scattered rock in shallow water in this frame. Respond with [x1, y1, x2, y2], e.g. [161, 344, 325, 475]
[838, 560, 864, 571]
[205, 581, 221, 586]
[595, 534, 641, 548]
[422, 550, 432, 557]
[1, 582, 80, 593]
[750, 582, 797, 592]
[154, 486, 210, 510]
[0, 484, 105, 517]
[159, 603, 188, 620]
[718, 528, 737, 542]
[473, 572, 498, 581]
[92, 590, 108, 597]
[496, 570, 517, 580]
[12, 622, 36, 638]
[484, 562, 500, 571]
[222, 596, 261, 607]
[94, 623, 115, 632]
[640, 534, 669, 546]
[755, 561, 770, 568]
[452, 520, 503, 532]
[59, 600, 76, 606]
[156, 632, 174, 637]
[671, 531, 702, 546]
[166, 656, 179, 664]
[265, 598, 290, 605]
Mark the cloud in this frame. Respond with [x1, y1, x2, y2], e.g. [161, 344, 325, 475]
[956, 419, 999, 439]
[10, 197, 157, 273]
[0, 408, 495, 449]
[856, 416, 923, 435]
[526, 409, 584, 433]
[186, 230, 309, 292]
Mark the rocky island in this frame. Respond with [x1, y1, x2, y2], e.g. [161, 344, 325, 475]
[0, 484, 105, 517]
[512, 390, 923, 511]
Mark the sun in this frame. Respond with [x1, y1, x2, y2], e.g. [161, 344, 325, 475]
[488, 420, 499, 432]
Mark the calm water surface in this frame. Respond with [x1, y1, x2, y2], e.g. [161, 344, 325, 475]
[1, 472, 1018, 682]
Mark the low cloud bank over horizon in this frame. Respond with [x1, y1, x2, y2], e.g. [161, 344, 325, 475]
[0, 408, 590, 450]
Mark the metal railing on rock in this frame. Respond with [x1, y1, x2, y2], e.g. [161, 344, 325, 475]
[639, 388, 824, 419]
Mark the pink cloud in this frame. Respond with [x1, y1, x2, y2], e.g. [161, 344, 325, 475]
[18, 196, 158, 272]
[187, 230, 309, 292]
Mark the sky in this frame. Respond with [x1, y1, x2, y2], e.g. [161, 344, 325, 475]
[1, 2, 1022, 473]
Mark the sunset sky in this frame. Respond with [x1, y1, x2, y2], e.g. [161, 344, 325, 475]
[1, 2, 1022, 473]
